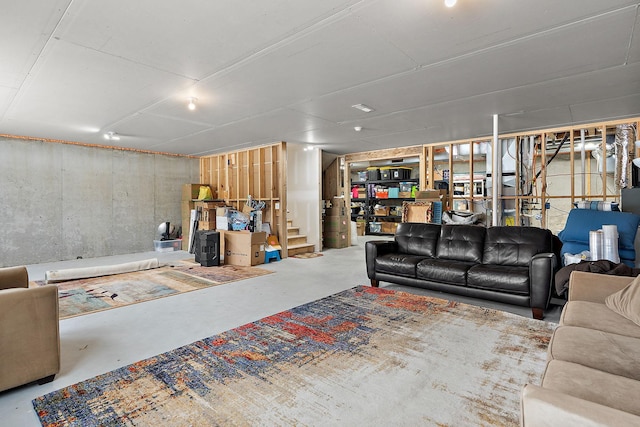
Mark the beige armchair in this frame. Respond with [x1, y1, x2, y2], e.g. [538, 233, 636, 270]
[0, 266, 60, 393]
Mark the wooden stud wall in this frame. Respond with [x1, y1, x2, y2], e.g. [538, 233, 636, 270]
[341, 116, 639, 231]
[199, 142, 288, 257]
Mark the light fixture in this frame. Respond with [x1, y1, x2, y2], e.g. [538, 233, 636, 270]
[103, 131, 120, 141]
[351, 103, 374, 113]
[354, 126, 363, 132]
[188, 97, 197, 111]
[444, 0, 457, 7]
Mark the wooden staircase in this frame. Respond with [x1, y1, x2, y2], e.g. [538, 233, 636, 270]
[287, 220, 315, 256]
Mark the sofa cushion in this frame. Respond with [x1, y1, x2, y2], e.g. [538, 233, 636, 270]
[416, 259, 475, 285]
[560, 300, 640, 339]
[466, 264, 529, 295]
[605, 275, 640, 327]
[483, 226, 552, 267]
[542, 360, 640, 417]
[548, 326, 640, 381]
[436, 224, 485, 262]
[394, 222, 441, 257]
[375, 253, 426, 278]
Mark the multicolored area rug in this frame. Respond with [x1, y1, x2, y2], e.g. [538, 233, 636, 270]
[290, 252, 323, 259]
[36, 262, 272, 319]
[33, 286, 556, 426]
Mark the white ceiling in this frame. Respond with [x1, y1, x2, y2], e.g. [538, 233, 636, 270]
[1, 0, 639, 156]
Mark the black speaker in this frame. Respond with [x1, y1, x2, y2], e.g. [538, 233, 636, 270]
[194, 231, 220, 267]
[632, 162, 640, 188]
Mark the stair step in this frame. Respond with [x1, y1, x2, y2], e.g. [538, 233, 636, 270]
[287, 226, 300, 236]
[288, 243, 315, 256]
[288, 235, 308, 245]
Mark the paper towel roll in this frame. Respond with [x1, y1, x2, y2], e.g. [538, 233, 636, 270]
[589, 230, 604, 261]
[602, 224, 620, 263]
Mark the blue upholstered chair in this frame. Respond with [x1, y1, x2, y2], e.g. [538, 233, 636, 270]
[558, 209, 640, 267]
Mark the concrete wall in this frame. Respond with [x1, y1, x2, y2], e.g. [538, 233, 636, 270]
[287, 144, 322, 251]
[0, 137, 199, 267]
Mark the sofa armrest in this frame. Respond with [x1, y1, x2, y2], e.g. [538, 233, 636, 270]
[365, 240, 398, 280]
[0, 266, 29, 291]
[529, 253, 556, 310]
[0, 285, 60, 392]
[567, 271, 635, 304]
[521, 384, 640, 427]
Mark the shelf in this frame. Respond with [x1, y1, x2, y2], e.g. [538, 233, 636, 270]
[370, 197, 414, 202]
[366, 179, 418, 185]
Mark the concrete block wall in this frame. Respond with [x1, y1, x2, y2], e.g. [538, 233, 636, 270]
[0, 137, 199, 267]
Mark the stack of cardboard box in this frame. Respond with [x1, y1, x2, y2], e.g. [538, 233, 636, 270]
[324, 198, 348, 249]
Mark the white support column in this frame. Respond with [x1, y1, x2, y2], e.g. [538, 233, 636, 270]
[492, 114, 500, 226]
[580, 128, 586, 197]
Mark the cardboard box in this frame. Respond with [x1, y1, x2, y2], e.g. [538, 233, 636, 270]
[216, 216, 229, 231]
[374, 206, 390, 216]
[216, 207, 230, 231]
[331, 197, 346, 207]
[415, 190, 446, 200]
[223, 231, 266, 266]
[381, 222, 398, 234]
[356, 222, 365, 236]
[325, 206, 347, 216]
[324, 231, 348, 248]
[324, 215, 348, 232]
[198, 220, 216, 231]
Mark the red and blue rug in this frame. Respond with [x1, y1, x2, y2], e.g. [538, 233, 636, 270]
[33, 286, 555, 426]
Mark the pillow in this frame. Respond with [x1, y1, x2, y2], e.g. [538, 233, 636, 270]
[573, 201, 620, 211]
[605, 275, 640, 327]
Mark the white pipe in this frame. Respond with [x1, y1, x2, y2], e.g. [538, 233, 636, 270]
[492, 114, 500, 226]
[580, 129, 586, 196]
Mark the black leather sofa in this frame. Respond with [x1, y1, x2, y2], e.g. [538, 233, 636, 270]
[365, 222, 557, 319]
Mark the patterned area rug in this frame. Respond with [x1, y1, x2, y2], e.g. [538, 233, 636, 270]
[36, 261, 272, 319]
[33, 287, 555, 426]
[290, 252, 323, 259]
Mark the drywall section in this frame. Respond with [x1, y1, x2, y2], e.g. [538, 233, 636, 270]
[287, 144, 322, 251]
[0, 137, 199, 267]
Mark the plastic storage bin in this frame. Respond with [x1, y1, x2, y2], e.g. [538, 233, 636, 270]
[380, 167, 392, 180]
[369, 222, 382, 233]
[392, 167, 412, 180]
[399, 182, 413, 192]
[154, 239, 182, 252]
[367, 167, 381, 180]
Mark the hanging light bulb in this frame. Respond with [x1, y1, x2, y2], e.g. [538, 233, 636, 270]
[188, 97, 197, 111]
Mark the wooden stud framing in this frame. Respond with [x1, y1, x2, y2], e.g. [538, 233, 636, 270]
[198, 141, 288, 258]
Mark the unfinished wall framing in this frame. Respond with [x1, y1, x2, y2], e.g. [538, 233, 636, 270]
[341, 117, 640, 236]
[199, 142, 288, 257]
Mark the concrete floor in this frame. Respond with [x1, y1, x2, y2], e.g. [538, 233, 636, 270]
[0, 237, 562, 426]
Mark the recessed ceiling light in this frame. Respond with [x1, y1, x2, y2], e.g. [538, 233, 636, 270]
[103, 131, 120, 141]
[445, 0, 457, 7]
[354, 126, 363, 132]
[352, 104, 374, 113]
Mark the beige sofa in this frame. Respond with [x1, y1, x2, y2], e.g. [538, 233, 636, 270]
[521, 271, 640, 426]
[0, 266, 60, 393]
